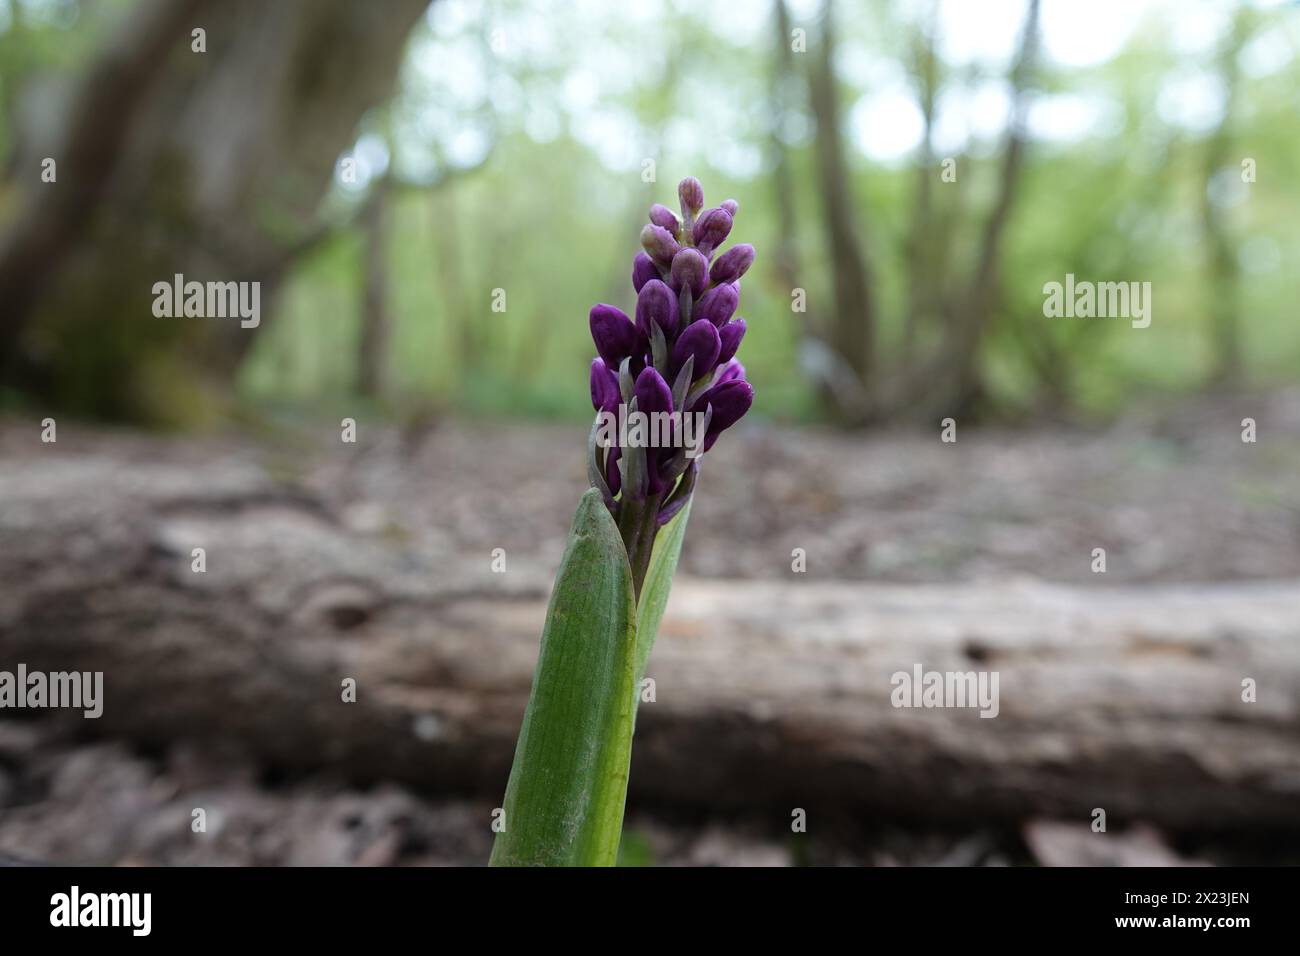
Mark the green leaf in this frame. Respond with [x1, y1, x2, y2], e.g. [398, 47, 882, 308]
[633, 497, 692, 685]
[490, 488, 638, 867]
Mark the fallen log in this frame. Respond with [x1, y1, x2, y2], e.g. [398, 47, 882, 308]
[2, 442, 1298, 832]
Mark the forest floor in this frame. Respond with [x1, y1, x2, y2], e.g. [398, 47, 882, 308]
[2, 388, 1299, 866]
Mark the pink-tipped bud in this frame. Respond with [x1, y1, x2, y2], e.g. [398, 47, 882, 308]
[678, 176, 704, 217]
[640, 223, 680, 266]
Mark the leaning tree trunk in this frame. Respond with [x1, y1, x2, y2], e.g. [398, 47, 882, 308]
[358, 175, 393, 402]
[922, 0, 1039, 423]
[2, 433, 1297, 832]
[1202, 7, 1252, 389]
[0, 0, 431, 422]
[808, 0, 876, 418]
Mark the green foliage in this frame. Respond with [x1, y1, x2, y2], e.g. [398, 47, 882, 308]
[490, 488, 638, 867]
[491, 486, 693, 866]
[241, 0, 1299, 426]
[5, 1, 1297, 426]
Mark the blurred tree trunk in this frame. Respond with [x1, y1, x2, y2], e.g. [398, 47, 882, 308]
[807, 0, 876, 421]
[0, 0, 431, 423]
[922, 0, 1040, 422]
[358, 176, 392, 402]
[1203, 8, 1252, 389]
[902, 2, 940, 378]
[769, 0, 857, 419]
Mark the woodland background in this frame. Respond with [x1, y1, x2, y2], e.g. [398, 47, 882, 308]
[0, 0, 1298, 866]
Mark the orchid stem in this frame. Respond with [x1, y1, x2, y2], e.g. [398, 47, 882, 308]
[617, 493, 661, 600]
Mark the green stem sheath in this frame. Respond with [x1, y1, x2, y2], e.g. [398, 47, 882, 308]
[617, 492, 663, 600]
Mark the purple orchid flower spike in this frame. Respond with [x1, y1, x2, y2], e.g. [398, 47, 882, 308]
[586, 176, 755, 594]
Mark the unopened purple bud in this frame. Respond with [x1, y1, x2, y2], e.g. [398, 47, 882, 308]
[692, 207, 733, 256]
[649, 203, 680, 237]
[590, 358, 621, 413]
[694, 283, 739, 327]
[671, 319, 722, 380]
[589, 304, 637, 368]
[632, 252, 658, 293]
[635, 278, 680, 338]
[720, 199, 739, 216]
[701, 378, 754, 451]
[717, 317, 746, 366]
[634, 366, 674, 494]
[634, 365, 674, 417]
[678, 177, 704, 216]
[668, 248, 709, 298]
[714, 358, 746, 385]
[640, 223, 679, 266]
[709, 243, 754, 285]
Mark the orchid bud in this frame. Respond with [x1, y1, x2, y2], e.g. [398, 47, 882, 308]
[713, 358, 746, 386]
[649, 203, 680, 237]
[640, 223, 679, 266]
[693, 283, 739, 327]
[671, 319, 722, 381]
[635, 278, 680, 339]
[677, 176, 704, 217]
[692, 207, 733, 256]
[589, 358, 621, 414]
[633, 366, 675, 495]
[700, 379, 754, 452]
[632, 252, 658, 293]
[668, 248, 709, 298]
[716, 317, 746, 366]
[589, 304, 637, 368]
[709, 243, 754, 285]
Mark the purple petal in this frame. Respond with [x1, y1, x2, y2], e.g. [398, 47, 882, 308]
[657, 460, 698, 526]
[709, 243, 755, 285]
[589, 304, 637, 367]
[649, 203, 680, 236]
[632, 252, 658, 293]
[634, 367, 675, 494]
[678, 177, 704, 215]
[713, 358, 746, 386]
[692, 207, 733, 256]
[717, 317, 746, 366]
[590, 358, 621, 413]
[694, 283, 739, 327]
[701, 379, 754, 451]
[671, 319, 721, 380]
[633, 365, 673, 417]
[720, 199, 739, 216]
[668, 248, 709, 298]
[640, 223, 679, 266]
[635, 279, 680, 338]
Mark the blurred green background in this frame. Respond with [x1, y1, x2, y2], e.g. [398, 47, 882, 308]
[0, 0, 1296, 429]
